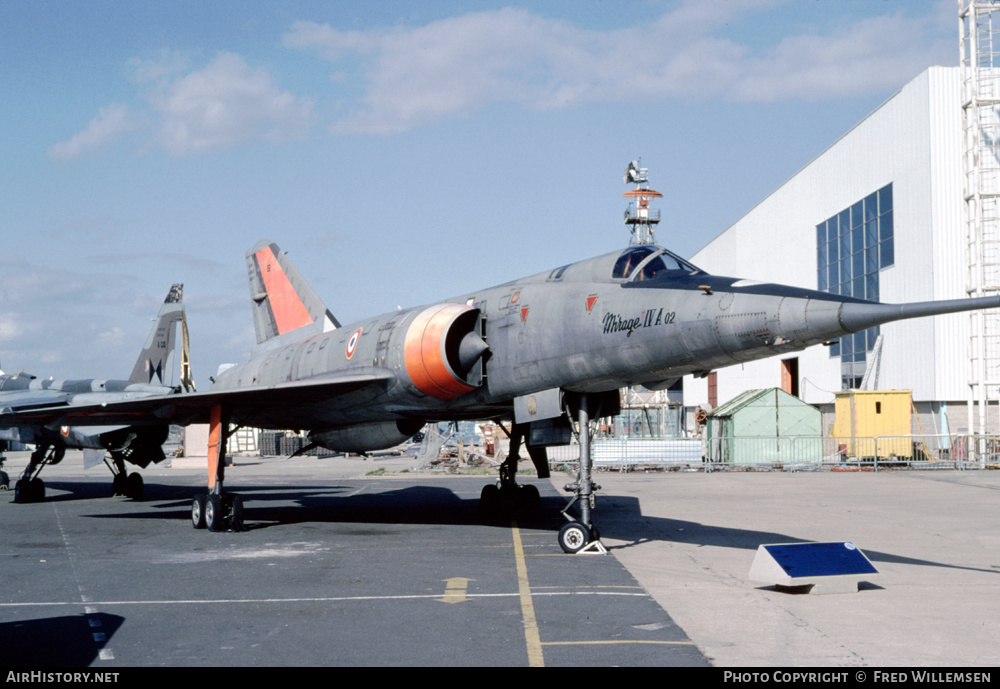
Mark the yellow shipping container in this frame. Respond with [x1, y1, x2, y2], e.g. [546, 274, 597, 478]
[833, 390, 913, 459]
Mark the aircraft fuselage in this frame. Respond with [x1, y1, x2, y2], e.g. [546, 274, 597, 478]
[212, 244, 982, 452]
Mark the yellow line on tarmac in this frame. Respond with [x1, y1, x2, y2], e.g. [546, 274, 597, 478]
[511, 522, 545, 667]
[541, 640, 698, 647]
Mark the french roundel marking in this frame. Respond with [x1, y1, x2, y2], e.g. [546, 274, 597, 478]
[345, 327, 362, 359]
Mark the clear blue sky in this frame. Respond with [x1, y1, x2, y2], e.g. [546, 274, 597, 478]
[0, 0, 956, 388]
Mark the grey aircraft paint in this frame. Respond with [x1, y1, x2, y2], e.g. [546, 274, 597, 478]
[3, 240, 998, 536]
[0, 286, 188, 500]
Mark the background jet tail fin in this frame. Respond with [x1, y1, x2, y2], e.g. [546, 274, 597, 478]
[246, 239, 340, 345]
[128, 284, 186, 386]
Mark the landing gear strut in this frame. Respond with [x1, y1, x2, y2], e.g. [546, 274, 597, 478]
[191, 405, 245, 532]
[479, 422, 541, 519]
[13, 443, 64, 503]
[559, 395, 606, 554]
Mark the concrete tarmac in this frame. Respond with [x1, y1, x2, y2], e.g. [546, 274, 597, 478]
[1, 451, 998, 668]
[590, 467, 1000, 667]
[0, 452, 703, 668]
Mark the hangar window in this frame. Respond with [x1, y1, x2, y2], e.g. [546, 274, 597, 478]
[816, 183, 894, 390]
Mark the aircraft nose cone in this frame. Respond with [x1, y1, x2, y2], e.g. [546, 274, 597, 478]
[456, 331, 489, 374]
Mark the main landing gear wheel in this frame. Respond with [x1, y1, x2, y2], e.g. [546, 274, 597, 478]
[192, 493, 246, 532]
[13, 444, 62, 503]
[204, 495, 223, 532]
[479, 422, 544, 520]
[13, 478, 45, 503]
[112, 472, 145, 499]
[478, 481, 541, 520]
[191, 494, 207, 529]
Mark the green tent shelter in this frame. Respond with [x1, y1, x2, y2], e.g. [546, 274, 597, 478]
[706, 388, 822, 465]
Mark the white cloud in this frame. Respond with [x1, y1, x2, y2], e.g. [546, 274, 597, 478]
[734, 13, 954, 102]
[97, 327, 128, 348]
[0, 313, 24, 343]
[47, 3, 954, 152]
[47, 103, 138, 160]
[150, 52, 317, 156]
[49, 53, 315, 159]
[284, 3, 952, 134]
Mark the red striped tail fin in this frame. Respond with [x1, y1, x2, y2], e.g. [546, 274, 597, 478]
[246, 239, 339, 345]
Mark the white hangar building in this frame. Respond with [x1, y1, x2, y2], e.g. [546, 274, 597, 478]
[681, 64, 1000, 435]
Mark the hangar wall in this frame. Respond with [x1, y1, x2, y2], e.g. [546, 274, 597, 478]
[682, 67, 969, 425]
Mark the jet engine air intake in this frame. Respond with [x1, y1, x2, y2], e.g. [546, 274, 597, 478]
[404, 304, 488, 399]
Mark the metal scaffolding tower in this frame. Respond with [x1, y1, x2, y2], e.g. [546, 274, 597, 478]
[622, 160, 662, 245]
[961, 0, 1000, 434]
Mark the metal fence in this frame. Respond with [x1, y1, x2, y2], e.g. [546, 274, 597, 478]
[543, 434, 1000, 472]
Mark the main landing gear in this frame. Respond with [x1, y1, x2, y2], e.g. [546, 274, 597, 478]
[479, 421, 543, 520]
[190, 404, 245, 532]
[480, 451, 541, 521]
[0, 442, 10, 491]
[191, 492, 244, 532]
[12, 443, 64, 503]
[108, 457, 145, 499]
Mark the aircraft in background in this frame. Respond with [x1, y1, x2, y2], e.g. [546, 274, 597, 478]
[0, 284, 194, 502]
[2, 241, 998, 552]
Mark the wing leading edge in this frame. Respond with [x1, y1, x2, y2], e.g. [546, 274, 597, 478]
[0, 372, 395, 431]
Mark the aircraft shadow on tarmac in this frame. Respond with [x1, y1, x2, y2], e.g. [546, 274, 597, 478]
[0, 612, 123, 667]
[53, 478, 566, 532]
[3, 480, 121, 504]
[21, 478, 996, 577]
[593, 493, 1000, 578]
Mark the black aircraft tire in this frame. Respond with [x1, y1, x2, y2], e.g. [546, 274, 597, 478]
[479, 483, 501, 519]
[111, 473, 125, 497]
[30, 478, 44, 501]
[13, 479, 26, 503]
[558, 521, 591, 554]
[229, 494, 245, 531]
[191, 495, 207, 529]
[205, 494, 224, 532]
[126, 473, 144, 499]
[520, 484, 540, 512]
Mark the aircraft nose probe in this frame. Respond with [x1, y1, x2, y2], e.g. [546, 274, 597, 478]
[836, 295, 1000, 333]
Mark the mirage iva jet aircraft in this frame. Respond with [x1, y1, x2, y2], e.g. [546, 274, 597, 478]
[2, 240, 998, 552]
[0, 284, 193, 502]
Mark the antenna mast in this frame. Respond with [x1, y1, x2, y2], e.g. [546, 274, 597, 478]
[623, 159, 662, 246]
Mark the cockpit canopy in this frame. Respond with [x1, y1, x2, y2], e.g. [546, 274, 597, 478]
[612, 245, 704, 281]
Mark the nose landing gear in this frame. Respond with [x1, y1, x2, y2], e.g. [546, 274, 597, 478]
[557, 395, 606, 555]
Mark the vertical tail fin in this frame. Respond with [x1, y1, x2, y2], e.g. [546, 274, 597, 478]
[129, 284, 185, 386]
[246, 239, 339, 346]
